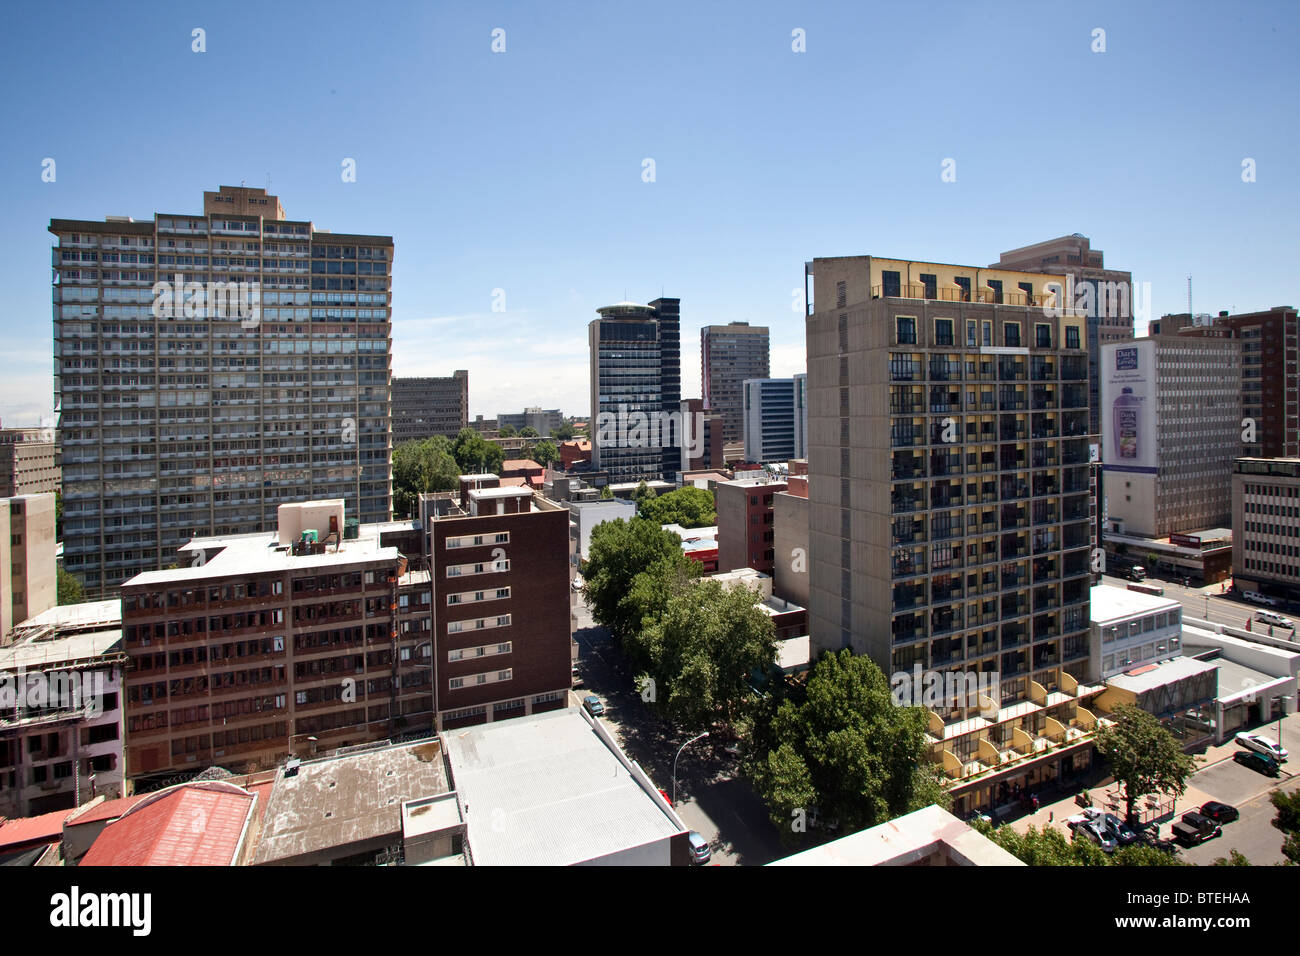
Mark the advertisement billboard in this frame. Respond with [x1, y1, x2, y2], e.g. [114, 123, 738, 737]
[1100, 341, 1157, 474]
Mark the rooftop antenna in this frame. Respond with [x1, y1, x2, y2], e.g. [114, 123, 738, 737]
[1187, 275, 1192, 317]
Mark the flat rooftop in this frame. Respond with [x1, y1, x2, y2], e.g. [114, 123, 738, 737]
[124, 524, 399, 587]
[1106, 656, 1220, 695]
[440, 708, 683, 866]
[0, 628, 123, 670]
[10, 599, 121, 634]
[253, 739, 449, 865]
[1089, 584, 1181, 624]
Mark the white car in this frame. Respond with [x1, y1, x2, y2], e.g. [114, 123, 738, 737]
[1235, 732, 1289, 763]
[1255, 610, 1294, 629]
[1244, 590, 1280, 607]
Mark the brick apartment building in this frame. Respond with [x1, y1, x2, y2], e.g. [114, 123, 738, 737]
[716, 475, 787, 575]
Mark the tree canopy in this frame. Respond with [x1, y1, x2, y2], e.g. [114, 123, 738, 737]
[977, 821, 1186, 866]
[392, 436, 461, 517]
[582, 517, 696, 643]
[452, 427, 504, 476]
[639, 486, 716, 528]
[746, 649, 948, 841]
[518, 426, 540, 438]
[530, 438, 559, 468]
[497, 424, 516, 437]
[1095, 704, 1197, 826]
[57, 567, 85, 605]
[553, 422, 577, 441]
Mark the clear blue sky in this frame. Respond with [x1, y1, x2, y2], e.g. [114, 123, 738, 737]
[1, 0, 1296, 424]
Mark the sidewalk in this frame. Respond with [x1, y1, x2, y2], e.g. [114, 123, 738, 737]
[1010, 711, 1300, 840]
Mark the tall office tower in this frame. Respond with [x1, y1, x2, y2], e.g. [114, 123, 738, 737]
[1100, 337, 1242, 539]
[702, 322, 770, 446]
[793, 373, 808, 460]
[0, 426, 60, 497]
[742, 378, 797, 463]
[51, 186, 393, 597]
[804, 256, 1097, 806]
[119, 501, 433, 787]
[993, 235, 1135, 437]
[1153, 307, 1298, 459]
[392, 372, 469, 444]
[0, 493, 58, 637]
[588, 299, 681, 483]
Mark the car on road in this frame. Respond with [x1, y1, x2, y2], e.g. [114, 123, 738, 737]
[1243, 590, 1280, 607]
[582, 694, 605, 717]
[687, 831, 712, 865]
[1199, 801, 1239, 824]
[1128, 565, 1147, 582]
[1235, 731, 1289, 762]
[1255, 610, 1295, 630]
[1172, 811, 1221, 846]
[571, 579, 583, 592]
[1102, 812, 1139, 846]
[1233, 749, 1282, 777]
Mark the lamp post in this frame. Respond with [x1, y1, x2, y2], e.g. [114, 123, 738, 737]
[1276, 695, 1292, 757]
[672, 732, 709, 807]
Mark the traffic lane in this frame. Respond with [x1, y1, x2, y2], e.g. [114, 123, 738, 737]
[675, 775, 787, 867]
[1102, 574, 1296, 635]
[1192, 751, 1295, 807]
[1181, 774, 1300, 865]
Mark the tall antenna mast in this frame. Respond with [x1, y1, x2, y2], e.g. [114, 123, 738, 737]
[1187, 275, 1192, 317]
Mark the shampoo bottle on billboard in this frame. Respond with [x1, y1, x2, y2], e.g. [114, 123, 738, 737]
[1113, 386, 1140, 460]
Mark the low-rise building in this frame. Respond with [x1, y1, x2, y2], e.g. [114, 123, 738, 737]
[1, 493, 58, 640]
[567, 499, 637, 569]
[1088, 584, 1183, 681]
[715, 475, 787, 575]
[661, 524, 719, 574]
[0, 427, 60, 498]
[773, 475, 809, 607]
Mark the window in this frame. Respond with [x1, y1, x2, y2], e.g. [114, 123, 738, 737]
[1066, 326, 1080, 350]
[1004, 323, 1021, 347]
[1035, 324, 1051, 348]
[934, 318, 954, 346]
[920, 273, 937, 299]
[896, 316, 916, 345]
[954, 276, 972, 302]
[981, 321, 992, 347]
[881, 270, 901, 297]
[966, 320, 977, 347]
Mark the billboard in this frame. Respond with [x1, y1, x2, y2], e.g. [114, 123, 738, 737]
[1100, 341, 1157, 474]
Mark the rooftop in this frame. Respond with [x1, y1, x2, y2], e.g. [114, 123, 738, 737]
[0, 627, 123, 671]
[80, 781, 256, 866]
[254, 739, 449, 865]
[1106, 656, 1220, 695]
[1089, 584, 1182, 625]
[768, 805, 1023, 866]
[440, 708, 683, 866]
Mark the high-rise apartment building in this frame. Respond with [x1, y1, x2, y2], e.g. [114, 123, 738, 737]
[1, 493, 58, 637]
[742, 378, 797, 463]
[496, 407, 564, 437]
[0, 426, 60, 497]
[993, 235, 1135, 436]
[702, 322, 769, 445]
[1100, 337, 1242, 540]
[118, 500, 432, 788]
[804, 255, 1099, 809]
[588, 299, 681, 483]
[51, 186, 393, 597]
[392, 372, 469, 444]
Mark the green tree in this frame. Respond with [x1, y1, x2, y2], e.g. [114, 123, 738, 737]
[553, 422, 577, 441]
[518, 426, 540, 438]
[498, 423, 517, 438]
[1095, 704, 1197, 827]
[640, 487, 716, 528]
[57, 567, 85, 605]
[583, 518, 696, 642]
[452, 427, 504, 476]
[531, 439, 559, 469]
[599, 484, 614, 499]
[1212, 850, 1252, 866]
[54, 491, 63, 540]
[638, 579, 777, 730]
[747, 649, 948, 839]
[632, 481, 657, 510]
[1270, 790, 1300, 863]
[392, 436, 460, 518]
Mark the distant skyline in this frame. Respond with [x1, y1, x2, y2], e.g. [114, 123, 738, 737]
[2, 0, 1297, 424]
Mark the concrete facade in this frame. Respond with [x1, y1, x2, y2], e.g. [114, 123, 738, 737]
[0, 427, 60, 498]
[702, 322, 770, 446]
[1, 494, 58, 637]
[392, 372, 469, 443]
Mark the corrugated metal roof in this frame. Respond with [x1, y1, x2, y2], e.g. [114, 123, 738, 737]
[80, 784, 254, 866]
[0, 809, 73, 850]
[442, 709, 682, 866]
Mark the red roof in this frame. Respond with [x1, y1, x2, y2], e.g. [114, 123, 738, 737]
[0, 808, 73, 851]
[80, 782, 255, 867]
[66, 793, 150, 826]
[501, 459, 542, 471]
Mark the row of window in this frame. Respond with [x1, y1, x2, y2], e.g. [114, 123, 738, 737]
[448, 641, 512, 662]
[897, 316, 1080, 350]
[448, 668, 513, 689]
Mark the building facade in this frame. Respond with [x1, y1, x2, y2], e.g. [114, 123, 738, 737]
[701, 322, 770, 446]
[1100, 337, 1242, 540]
[716, 476, 787, 575]
[1, 494, 58, 638]
[0, 427, 60, 498]
[1088, 584, 1183, 682]
[392, 372, 469, 444]
[1233, 457, 1300, 602]
[497, 408, 564, 436]
[742, 378, 797, 464]
[804, 255, 1099, 804]
[588, 299, 681, 483]
[52, 186, 393, 597]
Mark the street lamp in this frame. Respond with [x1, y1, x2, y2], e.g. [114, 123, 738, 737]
[1275, 695, 1292, 756]
[672, 731, 709, 807]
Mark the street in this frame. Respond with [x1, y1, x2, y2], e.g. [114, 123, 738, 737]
[1098, 572, 1300, 642]
[569, 587, 786, 866]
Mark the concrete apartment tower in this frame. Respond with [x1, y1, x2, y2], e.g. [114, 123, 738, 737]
[0, 426, 61, 497]
[588, 298, 681, 483]
[804, 255, 1098, 811]
[392, 371, 469, 443]
[51, 186, 394, 596]
[702, 322, 770, 446]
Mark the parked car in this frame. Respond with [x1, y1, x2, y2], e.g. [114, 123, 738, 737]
[1255, 610, 1295, 629]
[1199, 801, 1239, 824]
[1073, 819, 1117, 853]
[1128, 565, 1147, 582]
[582, 694, 605, 717]
[1102, 812, 1139, 846]
[1172, 811, 1221, 846]
[1234, 749, 1282, 777]
[1244, 590, 1280, 607]
[687, 831, 712, 864]
[1235, 731, 1289, 762]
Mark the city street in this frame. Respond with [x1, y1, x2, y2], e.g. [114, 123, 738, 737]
[1098, 572, 1300, 642]
[569, 587, 786, 865]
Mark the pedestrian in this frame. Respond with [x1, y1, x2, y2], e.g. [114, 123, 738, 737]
[1049, 811, 1054, 823]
